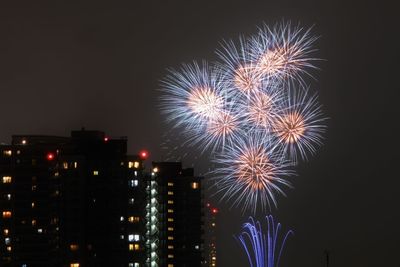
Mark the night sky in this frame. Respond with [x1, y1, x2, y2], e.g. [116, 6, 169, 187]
[1, 1, 399, 266]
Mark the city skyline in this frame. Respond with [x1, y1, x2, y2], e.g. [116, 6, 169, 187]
[1, 1, 399, 266]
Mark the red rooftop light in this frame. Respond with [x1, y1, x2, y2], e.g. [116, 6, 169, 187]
[46, 152, 55, 161]
[139, 150, 148, 159]
[212, 208, 218, 214]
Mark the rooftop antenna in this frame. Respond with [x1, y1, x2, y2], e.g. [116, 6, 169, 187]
[324, 250, 330, 267]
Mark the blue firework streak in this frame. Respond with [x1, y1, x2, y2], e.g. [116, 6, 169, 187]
[236, 216, 293, 267]
[210, 133, 294, 213]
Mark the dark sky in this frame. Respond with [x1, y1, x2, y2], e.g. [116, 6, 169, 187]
[1, 1, 399, 266]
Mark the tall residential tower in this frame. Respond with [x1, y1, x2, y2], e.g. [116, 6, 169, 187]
[0, 130, 147, 267]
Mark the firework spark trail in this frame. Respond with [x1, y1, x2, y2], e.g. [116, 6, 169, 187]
[272, 86, 327, 163]
[159, 61, 224, 133]
[216, 38, 262, 97]
[160, 22, 326, 211]
[249, 22, 319, 85]
[210, 133, 294, 213]
[244, 88, 283, 131]
[236, 216, 293, 267]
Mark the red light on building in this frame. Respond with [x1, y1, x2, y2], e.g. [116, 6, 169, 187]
[139, 150, 148, 159]
[212, 208, 218, 214]
[46, 152, 55, 161]
[104, 137, 109, 142]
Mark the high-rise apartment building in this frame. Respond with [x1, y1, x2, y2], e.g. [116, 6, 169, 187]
[0, 130, 147, 267]
[204, 203, 218, 267]
[146, 162, 204, 267]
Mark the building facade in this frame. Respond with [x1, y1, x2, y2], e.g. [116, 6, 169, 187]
[146, 162, 204, 267]
[0, 130, 147, 267]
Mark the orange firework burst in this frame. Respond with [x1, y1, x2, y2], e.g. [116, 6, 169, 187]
[210, 134, 293, 212]
[186, 86, 223, 119]
[208, 112, 236, 138]
[273, 112, 306, 144]
[257, 47, 288, 77]
[246, 91, 278, 129]
[236, 147, 275, 190]
[233, 64, 261, 94]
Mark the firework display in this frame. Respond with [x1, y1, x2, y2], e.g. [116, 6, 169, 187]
[236, 216, 293, 267]
[160, 22, 326, 211]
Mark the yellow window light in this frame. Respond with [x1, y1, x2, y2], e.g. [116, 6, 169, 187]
[2, 176, 12, 183]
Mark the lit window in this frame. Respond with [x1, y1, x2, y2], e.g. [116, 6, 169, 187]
[134, 263, 139, 267]
[168, 265, 174, 267]
[168, 245, 174, 249]
[167, 182, 174, 187]
[120, 216, 124, 221]
[2, 176, 12, 183]
[63, 162, 69, 169]
[128, 161, 140, 169]
[93, 170, 99, 176]
[129, 198, 134, 204]
[3, 150, 12, 156]
[22, 139, 27, 145]
[4, 229, 9, 235]
[152, 167, 158, 173]
[6, 246, 11, 252]
[129, 244, 140, 251]
[128, 234, 140, 242]
[120, 235, 124, 240]
[128, 216, 140, 223]
[54, 172, 59, 177]
[70, 264, 80, 267]
[168, 200, 173, 204]
[167, 209, 173, 213]
[191, 182, 199, 189]
[211, 222, 216, 227]
[168, 227, 174, 231]
[32, 219, 36, 226]
[129, 180, 138, 187]
[167, 191, 173, 195]
[32, 202, 35, 208]
[70, 244, 79, 251]
[5, 237, 10, 245]
[32, 185, 37, 191]
[2, 211, 12, 219]
[37, 228, 43, 233]
[74, 162, 78, 168]
[195, 245, 199, 249]
[6, 194, 11, 201]
[168, 236, 174, 240]
[168, 254, 174, 258]
[168, 218, 174, 222]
